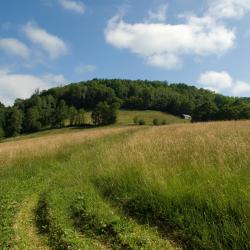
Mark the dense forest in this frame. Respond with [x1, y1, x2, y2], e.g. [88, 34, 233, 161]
[0, 79, 250, 138]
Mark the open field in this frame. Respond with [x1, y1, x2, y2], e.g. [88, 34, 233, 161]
[116, 110, 187, 125]
[1, 110, 185, 144]
[0, 121, 249, 249]
[84, 109, 187, 125]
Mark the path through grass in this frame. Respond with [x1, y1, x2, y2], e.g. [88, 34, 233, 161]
[0, 121, 249, 249]
[12, 195, 49, 250]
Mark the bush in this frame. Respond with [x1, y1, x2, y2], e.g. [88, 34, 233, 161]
[153, 118, 160, 126]
[138, 119, 145, 125]
[153, 118, 167, 126]
[133, 116, 139, 124]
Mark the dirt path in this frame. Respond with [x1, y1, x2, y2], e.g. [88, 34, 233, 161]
[12, 195, 49, 250]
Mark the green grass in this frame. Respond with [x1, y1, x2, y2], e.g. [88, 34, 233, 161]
[116, 110, 186, 125]
[0, 121, 249, 249]
[85, 109, 187, 125]
[1, 109, 184, 144]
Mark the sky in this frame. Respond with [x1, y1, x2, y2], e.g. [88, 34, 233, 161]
[1, 0, 250, 105]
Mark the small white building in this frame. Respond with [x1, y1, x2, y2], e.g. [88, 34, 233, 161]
[182, 114, 192, 120]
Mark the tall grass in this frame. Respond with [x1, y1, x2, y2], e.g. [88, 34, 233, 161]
[0, 121, 249, 249]
[0, 126, 136, 248]
[93, 121, 250, 249]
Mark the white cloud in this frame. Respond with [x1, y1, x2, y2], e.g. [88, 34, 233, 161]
[0, 38, 30, 58]
[105, 14, 235, 69]
[198, 71, 233, 90]
[203, 86, 219, 93]
[147, 4, 168, 22]
[58, 0, 85, 14]
[23, 22, 68, 59]
[198, 71, 250, 97]
[105, 0, 250, 70]
[0, 69, 67, 106]
[209, 0, 250, 19]
[232, 80, 250, 95]
[75, 64, 96, 74]
[147, 53, 182, 69]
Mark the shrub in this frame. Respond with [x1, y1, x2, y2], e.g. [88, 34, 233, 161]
[138, 119, 145, 125]
[161, 119, 167, 125]
[153, 118, 167, 126]
[133, 116, 139, 124]
[153, 118, 160, 126]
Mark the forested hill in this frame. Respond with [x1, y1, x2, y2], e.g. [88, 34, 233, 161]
[0, 79, 250, 138]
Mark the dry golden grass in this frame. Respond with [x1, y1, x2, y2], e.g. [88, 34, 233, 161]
[0, 126, 135, 166]
[93, 120, 250, 249]
[102, 120, 250, 177]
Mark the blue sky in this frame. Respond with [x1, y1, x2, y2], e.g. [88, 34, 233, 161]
[1, 0, 250, 105]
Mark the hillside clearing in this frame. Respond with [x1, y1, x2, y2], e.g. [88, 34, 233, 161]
[83, 109, 187, 125]
[1, 110, 184, 144]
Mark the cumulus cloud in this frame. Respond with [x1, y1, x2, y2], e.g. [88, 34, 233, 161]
[23, 22, 68, 59]
[147, 4, 168, 22]
[209, 0, 250, 19]
[198, 71, 233, 90]
[0, 69, 67, 106]
[105, 14, 235, 69]
[0, 38, 30, 58]
[198, 71, 250, 97]
[58, 0, 85, 14]
[105, 0, 250, 69]
[231, 80, 250, 96]
[75, 64, 96, 74]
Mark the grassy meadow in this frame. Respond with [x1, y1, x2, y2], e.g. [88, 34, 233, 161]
[0, 120, 249, 249]
[84, 110, 187, 126]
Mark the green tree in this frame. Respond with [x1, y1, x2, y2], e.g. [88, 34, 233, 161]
[0, 127, 4, 139]
[217, 101, 250, 120]
[69, 106, 78, 126]
[85, 84, 117, 109]
[0, 102, 5, 138]
[40, 95, 56, 127]
[91, 102, 118, 126]
[5, 107, 23, 137]
[76, 109, 85, 126]
[53, 100, 69, 128]
[24, 107, 41, 132]
[192, 102, 219, 122]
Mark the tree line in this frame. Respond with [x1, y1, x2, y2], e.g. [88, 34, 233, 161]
[0, 79, 250, 139]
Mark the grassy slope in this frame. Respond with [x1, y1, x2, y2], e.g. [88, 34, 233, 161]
[0, 121, 249, 249]
[85, 109, 187, 125]
[116, 110, 186, 125]
[1, 110, 185, 143]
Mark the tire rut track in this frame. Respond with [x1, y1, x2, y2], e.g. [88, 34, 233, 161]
[12, 194, 49, 250]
